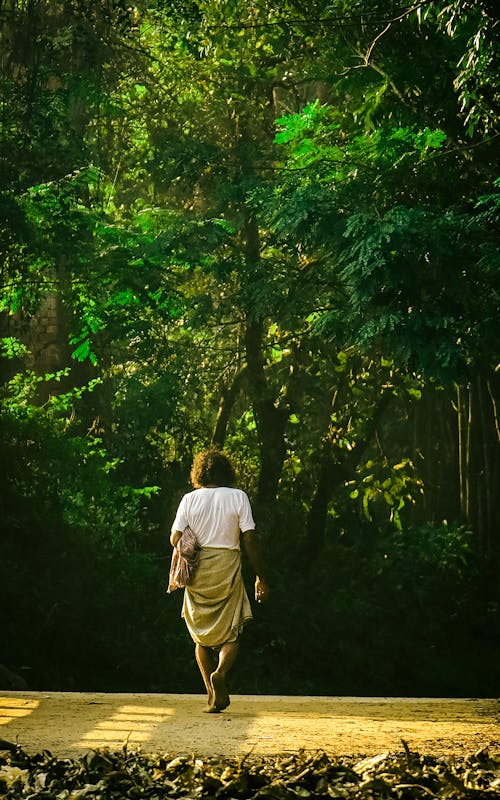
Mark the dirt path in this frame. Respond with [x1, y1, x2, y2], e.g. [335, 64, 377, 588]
[1, 692, 499, 758]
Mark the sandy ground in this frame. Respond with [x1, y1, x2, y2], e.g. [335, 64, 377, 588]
[1, 692, 499, 759]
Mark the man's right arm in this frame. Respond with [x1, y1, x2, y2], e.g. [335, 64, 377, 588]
[242, 531, 270, 603]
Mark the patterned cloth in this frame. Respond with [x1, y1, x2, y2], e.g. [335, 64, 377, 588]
[182, 547, 253, 647]
[167, 527, 201, 593]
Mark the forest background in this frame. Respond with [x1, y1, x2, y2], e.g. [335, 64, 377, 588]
[0, 0, 498, 697]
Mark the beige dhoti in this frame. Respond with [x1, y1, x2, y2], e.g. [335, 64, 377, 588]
[182, 547, 253, 647]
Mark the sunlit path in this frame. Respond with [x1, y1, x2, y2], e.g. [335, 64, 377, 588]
[1, 692, 498, 758]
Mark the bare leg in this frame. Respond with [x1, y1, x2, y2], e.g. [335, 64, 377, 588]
[210, 641, 239, 711]
[195, 644, 217, 710]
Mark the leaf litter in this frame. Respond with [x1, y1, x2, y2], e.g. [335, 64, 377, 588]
[0, 741, 499, 799]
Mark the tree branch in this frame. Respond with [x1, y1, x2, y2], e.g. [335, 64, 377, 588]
[211, 366, 248, 448]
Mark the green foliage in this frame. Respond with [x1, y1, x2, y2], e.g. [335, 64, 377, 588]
[0, 0, 498, 695]
[268, 107, 499, 378]
[0, 362, 158, 538]
[0, 354, 173, 691]
[437, 0, 500, 136]
[239, 514, 497, 697]
[0, 337, 29, 359]
[349, 457, 423, 530]
[335, 203, 498, 375]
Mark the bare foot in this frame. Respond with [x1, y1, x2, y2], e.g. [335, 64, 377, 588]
[210, 671, 230, 711]
[202, 703, 221, 713]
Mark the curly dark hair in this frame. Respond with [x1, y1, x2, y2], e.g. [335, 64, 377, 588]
[190, 449, 236, 488]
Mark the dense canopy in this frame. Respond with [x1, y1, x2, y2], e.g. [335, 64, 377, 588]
[0, 0, 499, 695]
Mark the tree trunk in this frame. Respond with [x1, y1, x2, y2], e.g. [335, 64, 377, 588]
[303, 448, 350, 555]
[211, 366, 248, 448]
[244, 315, 288, 524]
[454, 374, 500, 595]
[410, 386, 459, 524]
[300, 390, 392, 566]
[242, 212, 288, 527]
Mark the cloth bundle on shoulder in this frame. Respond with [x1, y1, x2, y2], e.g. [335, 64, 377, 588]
[168, 526, 201, 593]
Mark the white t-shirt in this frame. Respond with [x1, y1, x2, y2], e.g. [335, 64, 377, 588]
[171, 487, 255, 550]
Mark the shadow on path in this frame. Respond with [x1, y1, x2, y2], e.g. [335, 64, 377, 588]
[1, 692, 499, 758]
